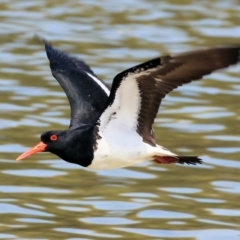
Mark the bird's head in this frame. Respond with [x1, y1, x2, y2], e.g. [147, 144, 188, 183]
[16, 127, 95, 167]
[17, 130, 68, 160]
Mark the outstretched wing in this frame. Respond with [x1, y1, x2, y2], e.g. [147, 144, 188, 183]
[100, 46, 240, 146]
[44, 42, 110, 129]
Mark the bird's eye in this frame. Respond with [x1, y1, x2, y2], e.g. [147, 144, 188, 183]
[50, 135, 58, 141]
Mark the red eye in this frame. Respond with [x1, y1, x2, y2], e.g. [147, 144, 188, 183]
[50, 135, 58, 141]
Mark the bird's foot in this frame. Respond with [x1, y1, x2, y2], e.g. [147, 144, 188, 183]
[153, 156, 178, 164]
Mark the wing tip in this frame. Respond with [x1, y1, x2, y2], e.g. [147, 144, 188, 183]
[39, 39, 64, 66]
[42, 40, 55, 60]
[32, 35, 61, 71]
[33, 34, 51, 49]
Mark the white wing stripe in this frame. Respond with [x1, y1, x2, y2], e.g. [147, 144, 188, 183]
[86, 72, 110, 95]
[99, 74, 141, 132]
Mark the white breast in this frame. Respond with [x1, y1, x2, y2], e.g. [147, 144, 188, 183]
[88, 129, 141, 170]
[87, 129, 175, 170]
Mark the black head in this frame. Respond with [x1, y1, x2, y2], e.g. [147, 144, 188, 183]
[16, 126, 96, 167]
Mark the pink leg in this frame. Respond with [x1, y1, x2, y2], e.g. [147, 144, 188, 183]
[153, 156, 178, 164]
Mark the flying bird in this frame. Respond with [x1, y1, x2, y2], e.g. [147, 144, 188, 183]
[16, 42, 240, 170]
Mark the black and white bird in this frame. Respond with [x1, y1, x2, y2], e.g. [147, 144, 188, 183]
[17, 42, 240, 170]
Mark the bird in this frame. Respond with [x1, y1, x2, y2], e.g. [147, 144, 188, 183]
[16, 42, 240, 170]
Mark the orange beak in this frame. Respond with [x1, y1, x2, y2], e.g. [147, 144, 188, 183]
[16, 141, 47, 161]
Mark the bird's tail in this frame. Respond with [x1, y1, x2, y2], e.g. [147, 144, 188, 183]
[177, 156, 202, 165]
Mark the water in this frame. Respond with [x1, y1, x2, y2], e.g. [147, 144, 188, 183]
[1, 0, 240, 239]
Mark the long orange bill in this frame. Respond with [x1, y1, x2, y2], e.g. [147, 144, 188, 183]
[16, 141, 47, 161]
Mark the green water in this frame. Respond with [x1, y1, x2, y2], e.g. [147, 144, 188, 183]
[0, 0, 240, 239]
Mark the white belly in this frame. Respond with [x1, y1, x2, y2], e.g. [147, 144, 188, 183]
[87, 130, 175, 170]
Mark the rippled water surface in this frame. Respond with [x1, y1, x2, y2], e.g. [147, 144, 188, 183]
[1, 0, 240, 239]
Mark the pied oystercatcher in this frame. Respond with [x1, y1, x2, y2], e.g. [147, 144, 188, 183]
[17, 42, 240, 169]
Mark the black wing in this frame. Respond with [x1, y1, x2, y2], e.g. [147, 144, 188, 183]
[44, 42, 110, 129]
[101, 46, 240, 146]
